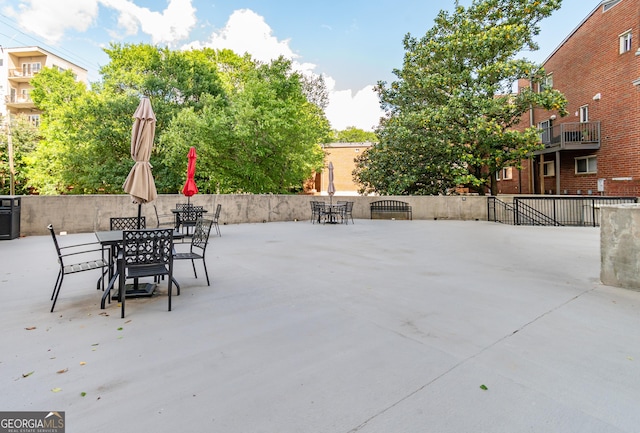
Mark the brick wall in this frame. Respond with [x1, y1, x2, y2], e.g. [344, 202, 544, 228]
[316, 143, 372, 195]
[507, 0, 640, 196]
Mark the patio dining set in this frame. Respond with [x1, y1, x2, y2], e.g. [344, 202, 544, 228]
[310, 200, 354, 225]
[47, 203, 222, 318]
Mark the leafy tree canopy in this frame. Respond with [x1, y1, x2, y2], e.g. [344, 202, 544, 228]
[23, 43, 330, 195]
[331, 127, 377, 143]
[355, 0, 568, 195]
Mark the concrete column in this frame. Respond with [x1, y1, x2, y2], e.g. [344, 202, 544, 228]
[600, 204, 640, 290]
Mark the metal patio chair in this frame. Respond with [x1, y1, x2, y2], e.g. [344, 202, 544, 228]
[174, 218, 214, 286]
[211, 204, 222, 237]
[110, 216, 146, 230]
[48, 224, 108, 312]
[116, 228, 178, 318]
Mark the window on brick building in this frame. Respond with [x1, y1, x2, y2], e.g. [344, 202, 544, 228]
[543, 161, 555, 177]
[619, 30, 632, 54]
[496, 167, 513, 181]
[579, 105, 589, 122]
[538, 120, 551, 144]
[538, 73, 553, 92]
[604, 0, 621, 12]
[575, 156, 597, 174]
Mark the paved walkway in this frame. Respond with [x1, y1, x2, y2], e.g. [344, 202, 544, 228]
[1, 220, 639, 432]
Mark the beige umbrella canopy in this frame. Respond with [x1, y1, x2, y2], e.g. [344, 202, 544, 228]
[327, 161, 336, 205]
[123, 97, 158, 206]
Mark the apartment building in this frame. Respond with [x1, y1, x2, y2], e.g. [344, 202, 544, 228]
[1, 46, 88, 124]
[308, 142, 373, 195]
[498, 0, 640, 196]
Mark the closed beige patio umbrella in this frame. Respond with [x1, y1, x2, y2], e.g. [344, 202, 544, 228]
[123, 97, 158, 228]
[327, 161, 336, 206]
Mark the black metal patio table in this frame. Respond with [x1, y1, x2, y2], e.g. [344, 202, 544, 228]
[95, 229, 183, 308]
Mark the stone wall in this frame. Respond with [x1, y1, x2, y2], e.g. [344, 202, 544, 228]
[16, 194, 488, 236]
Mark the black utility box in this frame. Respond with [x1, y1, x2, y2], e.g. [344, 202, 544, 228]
[0, 196, 21, 240]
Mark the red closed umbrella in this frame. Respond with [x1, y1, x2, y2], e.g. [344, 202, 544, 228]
[181, 147, 198, 203]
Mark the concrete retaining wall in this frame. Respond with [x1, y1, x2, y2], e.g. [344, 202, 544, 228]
[16, 194, 488, 236]
[600, 204, 640, 290]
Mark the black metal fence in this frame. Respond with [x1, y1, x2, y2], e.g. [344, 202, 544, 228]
[488, 196, 638, 227]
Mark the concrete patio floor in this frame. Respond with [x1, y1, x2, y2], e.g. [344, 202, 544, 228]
[1, 219, 640, 433]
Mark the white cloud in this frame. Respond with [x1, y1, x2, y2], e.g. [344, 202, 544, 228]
[5, 0, 99, 44]
[324, 77, 382, 131]
[4, 0, 195, 46]
[5, 1, 383, 131]
[188, 9, 383, 131]
[98, 0, 196, 45]
[186, 9, 296, 63]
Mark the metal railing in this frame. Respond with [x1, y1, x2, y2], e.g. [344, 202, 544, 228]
[539, 121, 600, 149]
[488, 196, 638, 227]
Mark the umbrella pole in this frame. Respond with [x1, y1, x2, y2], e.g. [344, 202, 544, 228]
[137, 204, 142, 229]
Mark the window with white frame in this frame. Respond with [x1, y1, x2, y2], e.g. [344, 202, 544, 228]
[575, 156, 597, 174]
[496, 167, 513, 181]
[579, 105, 589, 122]
[543, 161, 555, 177]
[604, 0, 622, 12]
[538, 120, 551, 144]
[22, 62, 42, 77]
[620, 30, 632, 54]
[28, 114, 40, 127]
[538, 73, 553, 92]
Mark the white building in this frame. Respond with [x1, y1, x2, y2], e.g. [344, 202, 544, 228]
[1, 46, 88, 124]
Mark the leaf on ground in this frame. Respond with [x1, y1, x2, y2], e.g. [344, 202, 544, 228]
[80, 392, 87, 397]
[480, 384, 488, 391]
[56, 368, 68, 374]
[25, 326, 36, 330]
[22, 371, 34, 378]
[117, 327, 123, 331]
[51, 387, 62, 393]
[80, 361, 86, 366]
[91, 343, 99, 346]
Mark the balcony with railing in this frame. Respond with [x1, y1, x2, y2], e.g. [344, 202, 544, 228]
[535, 121, 600, 154]
[7, 68, 40, 82]
[5, 94, 35, 109]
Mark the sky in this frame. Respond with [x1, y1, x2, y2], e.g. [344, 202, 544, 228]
[0, 0, 600, 132]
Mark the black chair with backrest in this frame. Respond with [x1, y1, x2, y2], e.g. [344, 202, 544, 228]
[153, 204, 176, 229]
[178, 205, 204, 236]
[343, 201, 354, 224]
[48, 224, 108, 312]
[211, 204, 222, 236]
[110, 216, 146, 230]
[311, 201, 326, 224]
[117, 228, 177, 318]
[174, 218, 214, 285]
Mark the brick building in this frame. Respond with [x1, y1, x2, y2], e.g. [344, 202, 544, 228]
[499, 0, 640, 196]
[309, 142, 373, 196]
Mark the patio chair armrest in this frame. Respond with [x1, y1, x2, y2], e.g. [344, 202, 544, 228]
[59, 246, 106, 258]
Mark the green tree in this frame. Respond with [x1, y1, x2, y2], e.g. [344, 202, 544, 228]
[0, 115, 40, 195]
[158, 56, 329, 194]
[357, 0, 568, 195]
[332, 126, 377, 143]
[25, 44, 329, 195]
